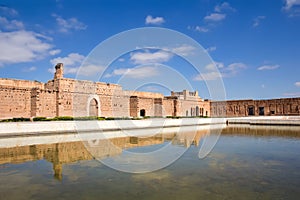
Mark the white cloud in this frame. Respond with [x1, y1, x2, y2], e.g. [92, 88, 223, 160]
[22, 66, 37, 72]
[0, 8, 59, 66]
[69, 64, 105, 76]
[205, 46, 217, 53]
[0, 6, 18, 16]
[0, 17, 24, 30]
[221, 62, 247, 77]
[202, 2, 234, 26]
[145, 15, 165, 25]
[194, 71, 221, 81]
[130, 50, 173, 64]
[194, 62, 222, 81]
[49, 53, 105, 76]
[257, 64, 279, 70]
[215, 61, 224, 68]
[52, 14, 87, 33]
[226, 62, 247, 72]
[118, 58, 125, 62]
[136, 44, 196, 57]
[0, 30, 53, 66]
[295, 82, 300, 87]
[75, 64, 105, 76]
[215, 62, 224, 69]
[195, 26, 209, 32]
[64, 67, 78, 74]
[187, 25, 208, 33]
[214, 2, 235, 12]
[48, 63, 104, 76]
[104, 68, 129, 78]
[204, 62, 224, 71]
[47, 67, 55, 73]
[204, 13, 226, 21]
[105, 66, 159, 79]
[49, 49, 61, 56]
[29, 66, 37, 71]
[194, 62, 246, 81]
[283, 0, 300, 10]
[170, 44, 195, 56]
[50, 53, 85, 67]
[253, 16, 266, 27]
[205, 63, 216, 71]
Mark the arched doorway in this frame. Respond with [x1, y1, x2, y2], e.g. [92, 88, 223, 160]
[196, 106, 199, 116]
[89, 98, 98, 116]
[140, 109, 146, 117]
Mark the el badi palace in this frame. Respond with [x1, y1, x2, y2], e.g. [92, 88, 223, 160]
[0, 63, 299, 119]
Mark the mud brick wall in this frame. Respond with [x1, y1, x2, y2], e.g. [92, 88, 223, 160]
[130, 96, 139, 117]
[177, 100, 210, 117]
[1, 64, 299, 119]
[0, 87, 31, 119]
[72, 93, 89, 117]
[199, 101, 211, 117]
[162, 98, 176, 116]
[111, 95, 130, 117]
[125, 91, 164, 99]
[35, 90, 57, 117]
[0, 78, 44, 89]
[136, 97, 155, 117]
[210, 101, 227, 117]
[211, 98, 300, 117]
[55, 79, 130, 117]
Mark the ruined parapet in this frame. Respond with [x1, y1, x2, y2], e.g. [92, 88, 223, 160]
[0, 78, 44, 90]
[54, 63, 64, 79]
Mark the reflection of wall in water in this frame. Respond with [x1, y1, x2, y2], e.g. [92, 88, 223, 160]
[168, 130, 210, 147]
[0, 130, 211, 179]
[0, 135, 167, 180]
[222, 125, 300, 138]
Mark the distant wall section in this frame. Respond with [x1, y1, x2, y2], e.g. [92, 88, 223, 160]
[211, 98, 300, 117]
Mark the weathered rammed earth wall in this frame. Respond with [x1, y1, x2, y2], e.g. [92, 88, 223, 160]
[0, 79, 44, 119]
[0, 63, 211, 119]
[0, 64, 132, 119]
[211, 98, 300, 117]
[0, 63, 299, 119]
[0, 86, 32, 118]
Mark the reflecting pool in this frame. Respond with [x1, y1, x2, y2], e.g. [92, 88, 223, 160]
[0, 125, 300, 199]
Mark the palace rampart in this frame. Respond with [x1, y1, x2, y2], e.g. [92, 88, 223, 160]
[0, 63, 299, 119]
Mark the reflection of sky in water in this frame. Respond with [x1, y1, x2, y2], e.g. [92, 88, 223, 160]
[0, 126, 300, 199]
[125, 142, 169, 153]
[101, 141, 186, 173]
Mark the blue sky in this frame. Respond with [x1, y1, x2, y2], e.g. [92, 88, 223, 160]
[0, 0, 300, 100]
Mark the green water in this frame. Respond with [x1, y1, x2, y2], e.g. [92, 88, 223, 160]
[0, 125, 300, 199]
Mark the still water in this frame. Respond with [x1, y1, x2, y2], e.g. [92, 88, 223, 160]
[0, 125, 300, 200]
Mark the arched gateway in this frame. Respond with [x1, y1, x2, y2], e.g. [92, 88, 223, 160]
[87, 95, 100, 117]
[89, 98, 98, 116]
